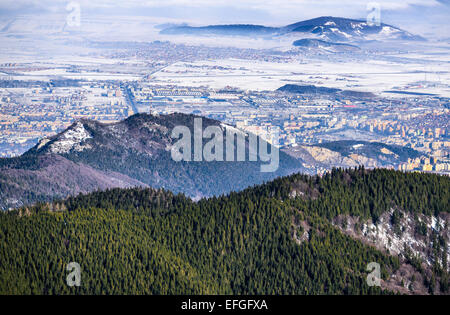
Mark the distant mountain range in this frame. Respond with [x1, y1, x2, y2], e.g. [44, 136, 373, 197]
[0, 113, 304, 210]
[160, 16, 425, 44]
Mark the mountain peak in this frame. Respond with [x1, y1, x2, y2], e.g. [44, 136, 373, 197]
[284, 16, 424, 42]
[3, 113, 304, 209]
[160, 15, 425, 43]
[35, 120, 93, 155]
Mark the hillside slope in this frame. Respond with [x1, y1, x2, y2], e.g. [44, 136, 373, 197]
[0, 168, 448, 294]
[0, 113, 305, 210]
[283, 140, 422, 171]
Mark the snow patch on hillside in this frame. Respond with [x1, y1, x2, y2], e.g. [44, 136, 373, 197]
[49, 122, 92, 154]
[334, 210, 449, 269]
[379, 26, 399, 36]
[362, 210, 426, 258]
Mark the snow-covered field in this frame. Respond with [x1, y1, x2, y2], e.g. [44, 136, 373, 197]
[1, 14, 449, 96]
[151, 56, 450, 96]
[5, 53, 446, 95]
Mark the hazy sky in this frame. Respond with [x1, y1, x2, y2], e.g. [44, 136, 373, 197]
[0, 0, 449, 37]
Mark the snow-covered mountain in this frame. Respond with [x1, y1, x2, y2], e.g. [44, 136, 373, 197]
[0, 113, 305, 210]
[283, 16, 425, 42]
[161, 16, 426, 43]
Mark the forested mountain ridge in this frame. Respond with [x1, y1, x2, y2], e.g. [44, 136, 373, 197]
[0, 113, 305, 210]
[1, 168, 448, 294]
